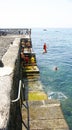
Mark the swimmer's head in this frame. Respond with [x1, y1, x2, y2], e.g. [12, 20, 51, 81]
[55, 67, 58, 70]
[53, 66, 58, 71]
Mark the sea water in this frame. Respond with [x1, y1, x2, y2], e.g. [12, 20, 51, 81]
[31, 28, 72, 130]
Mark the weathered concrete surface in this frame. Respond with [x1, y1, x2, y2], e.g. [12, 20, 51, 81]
[0, 75, 12, 128]
[22, 69, 68, 130]
[0, 36, 20, 129]
[2, 37, 20, 68]
[22, 100, 69, 130]
[0, 36, 15, 60]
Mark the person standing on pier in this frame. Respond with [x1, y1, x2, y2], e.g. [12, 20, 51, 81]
[31, 55, 35, 69]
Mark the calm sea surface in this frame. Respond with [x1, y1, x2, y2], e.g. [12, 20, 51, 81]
[31, 28, 72, 129]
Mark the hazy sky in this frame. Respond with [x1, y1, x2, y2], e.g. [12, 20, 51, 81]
[0, 0, 72, 28]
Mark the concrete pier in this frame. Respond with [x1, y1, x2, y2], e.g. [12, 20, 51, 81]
[22, 100, 69, 130]
[0, 33, 69, 130]
[0, 36, 20, 129]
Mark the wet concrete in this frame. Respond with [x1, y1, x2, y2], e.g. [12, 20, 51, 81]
[22, 100, 69, 130]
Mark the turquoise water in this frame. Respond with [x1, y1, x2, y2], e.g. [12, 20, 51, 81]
[31, 28, 72, 129]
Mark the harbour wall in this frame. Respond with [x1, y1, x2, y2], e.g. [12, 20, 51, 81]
[0, 36, 22, 130]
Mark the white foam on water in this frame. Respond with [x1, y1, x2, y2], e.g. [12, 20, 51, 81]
[47, 91, 68, 101]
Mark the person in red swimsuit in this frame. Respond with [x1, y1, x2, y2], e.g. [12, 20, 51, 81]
[43, 43, 47, 53]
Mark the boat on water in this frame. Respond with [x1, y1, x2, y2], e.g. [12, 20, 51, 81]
[43, 29, 47, 31]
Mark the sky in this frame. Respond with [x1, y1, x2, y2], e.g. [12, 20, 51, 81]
[0, 0, 72, 28]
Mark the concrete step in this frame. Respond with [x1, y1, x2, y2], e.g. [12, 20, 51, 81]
[22, 100, 69, 130]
